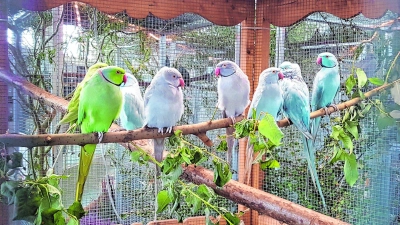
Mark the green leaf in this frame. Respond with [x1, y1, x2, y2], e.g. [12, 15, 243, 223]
[213, 159, 232, 187]
[224, 212, 241, 225]
[164, 166, 182, 182]
[13, 186, 42, 222]
[344, 153, 359, 187]
[344, 121, 359, 140]
[260, 159, 280, 170]
[345, 75, 356, 94]
[339, 133, 353, 152]
[252, 108, 257, 120]
[356, 68, 368, 88]
[331, 125, 343, 140]
[130, 151, 143, 162]
[67, 201, 86, 220]
[330, 146, 347, 164]
[377, 114, 396, 131]
[258, 114, 284, 146]
[156, 190, 171, 213]
[216, 139, 227, 152]
[0, 180, 20, 204]
[368, 77, 384, 86]
[197, 184, 213, 202]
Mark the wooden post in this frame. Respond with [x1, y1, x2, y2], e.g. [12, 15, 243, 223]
[238, 0, 271, 223]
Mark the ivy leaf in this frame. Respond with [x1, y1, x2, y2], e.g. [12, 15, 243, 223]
[368, 77, 384, 86]
[258, 114, 283, 146]
[213, 159, 232, 187]
[344, 153, 359, 187]
[156, 190, 171, 213]
[260, 159, 280, 170]
[345, 75, 356, 94]
[377, 114, 396, 131]
[356, 68, 368, 88]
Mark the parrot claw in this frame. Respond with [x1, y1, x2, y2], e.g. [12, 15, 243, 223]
[330, 103, 339, 113]
[97, 132, 104, 143]
[157, 128, 164, 134]
[229, 116, 236, 124]
[165, 126, 173, 133]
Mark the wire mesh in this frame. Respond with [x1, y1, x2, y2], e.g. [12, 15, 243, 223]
[2, 1, 400, 225]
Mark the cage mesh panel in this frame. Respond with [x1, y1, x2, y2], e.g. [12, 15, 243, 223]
[4, 1, 400, 225]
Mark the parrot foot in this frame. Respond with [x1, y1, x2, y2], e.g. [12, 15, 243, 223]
[323, 104, 338, 116]
[97, 132, 104, 143]
[229, 116, 236, 124]
[157, 127, 164, 134]
[165, 126, 173, 133]
[330, 103, 339, 113]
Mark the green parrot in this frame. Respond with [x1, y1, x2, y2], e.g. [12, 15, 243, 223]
[74, 65, 126, 205]
[59, 62, 109, 129]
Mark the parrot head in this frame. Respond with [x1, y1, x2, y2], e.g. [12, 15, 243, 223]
[121, 73, 139, 88]
[317, 52, 338, 68]
[261, 67, 284, 82]
[99, 66, 127, 86]
[215, 60, 237, 77]
[279, 61, 302, 79]
[160, 67, 185, 88]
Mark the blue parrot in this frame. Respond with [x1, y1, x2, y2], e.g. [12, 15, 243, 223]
[311, 52, 340, 140]
[279, 61, 327, 210]
[244, 67, 284, 185]
[120, 73, 145, 130]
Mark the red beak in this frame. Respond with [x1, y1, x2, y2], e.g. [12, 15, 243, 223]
[215, 67, 221, 77]
[123, 74, 127, 84]
[278, 72, 285, 80]
[179, 78, 185, 87]
[316, 57, 322, 65]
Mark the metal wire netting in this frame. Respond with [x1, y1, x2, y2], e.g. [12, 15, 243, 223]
[3, 1, 400, 225]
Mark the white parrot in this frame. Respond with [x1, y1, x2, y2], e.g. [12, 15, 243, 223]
[215, 60, 250, 165]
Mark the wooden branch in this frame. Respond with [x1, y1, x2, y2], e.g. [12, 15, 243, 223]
[0, 116, 242, 148]
[182, 165, 350, 225]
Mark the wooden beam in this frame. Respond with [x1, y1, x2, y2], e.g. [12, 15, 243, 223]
[182, 165, 351, 225]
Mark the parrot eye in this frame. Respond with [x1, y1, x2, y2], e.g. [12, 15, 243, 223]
[116, 70, 121, 74]
[325, 55, 329, 58]
[272, 70, 276, 73]
[173, 75, 176, 78]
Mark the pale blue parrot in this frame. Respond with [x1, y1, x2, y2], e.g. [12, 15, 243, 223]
[144, 67, 185, 166]
[120, 73, 145, 130]
[244, 67, 284, 184]
[279, 61, 327, 210]
[311, 52, 340, 140]
[215, 60, 250, 165]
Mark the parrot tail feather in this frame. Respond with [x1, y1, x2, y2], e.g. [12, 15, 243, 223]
[75, 144, 96, 203]
[301, 136, 327, 211]
[154, 138, 165, 175]
[226, 126, 235, 165]
[311, 116, 322, 142]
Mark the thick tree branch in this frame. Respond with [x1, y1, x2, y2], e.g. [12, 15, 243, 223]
[182, 165, 350, 225]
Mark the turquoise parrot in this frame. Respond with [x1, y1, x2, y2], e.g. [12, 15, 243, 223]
[311, 52, 340, 140]
[120, 73, 145, 130]
[75, 66, 127, 204]
[143, 67, 185, 166]
[244, 67, 284, 184]
[215, 60, 250, 165]
[59, 62, 109, 129]
[279, 61, 327, 210]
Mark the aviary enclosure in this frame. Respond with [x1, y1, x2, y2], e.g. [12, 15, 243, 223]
[0, 0, 399, 224]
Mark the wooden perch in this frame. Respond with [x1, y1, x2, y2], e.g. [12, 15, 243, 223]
[182, 165, 350, 225]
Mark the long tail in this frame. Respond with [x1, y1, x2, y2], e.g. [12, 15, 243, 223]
[226, 126, 235, 165]
[153, 138, 164, 221]
[311, 116, 322, 143]
[301, 135, 327, 211]
[244, 139, 254, 185]
[75, 143, 96, 203]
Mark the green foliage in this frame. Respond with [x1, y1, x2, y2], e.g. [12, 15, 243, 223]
[234, 110, 284, 170]
[0, 174, 78, 225]
[129, 131, 242, 224]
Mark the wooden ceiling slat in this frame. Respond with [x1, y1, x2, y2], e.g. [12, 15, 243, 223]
[8, 0, 400, 26]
